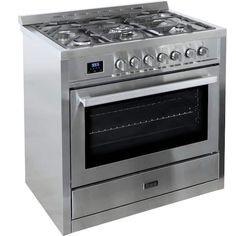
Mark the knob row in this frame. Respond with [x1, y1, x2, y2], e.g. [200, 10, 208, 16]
[115, 47, 208, 71]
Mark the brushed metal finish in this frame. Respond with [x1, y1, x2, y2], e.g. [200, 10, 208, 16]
[19, 2, 169, 25]
[72, 179, 224, 232]
[72, 154, 219, 219]
[64, 37, 219, 82]
[69, 59, 220, 89]
[76, 76, 217, 107]
[61, 29, 225, 61]
[70, 66, 220, 187]
[218, 36, 226, 178]
[23, 35, 71, 234]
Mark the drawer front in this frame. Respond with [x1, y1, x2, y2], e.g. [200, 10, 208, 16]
[72, 154, 219, 219]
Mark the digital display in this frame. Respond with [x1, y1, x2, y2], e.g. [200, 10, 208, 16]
[87, 61, 103, 74]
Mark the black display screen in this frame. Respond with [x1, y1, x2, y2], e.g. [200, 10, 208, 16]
[87, 61, 103, 74]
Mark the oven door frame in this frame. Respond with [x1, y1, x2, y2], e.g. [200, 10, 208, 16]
[70, 66, 220, 187]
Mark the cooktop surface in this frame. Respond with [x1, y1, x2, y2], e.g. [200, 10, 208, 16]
[32, 10, 214, 49]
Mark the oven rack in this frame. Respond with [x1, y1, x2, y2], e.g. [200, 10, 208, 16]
[89, 96, 184, 117]
[89, 110, 194, 135]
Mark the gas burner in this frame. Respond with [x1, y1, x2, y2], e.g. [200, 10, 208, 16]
[120, 30, 135, 40]
[109, 24, 134, 34]
[152, 19, 173, 27]
[57, 30, 76, 43]
[73, 36, 92, 46]
[120, 30, 146, 41]
[174, 24, 186, 33]
[169, 24, 192, 34]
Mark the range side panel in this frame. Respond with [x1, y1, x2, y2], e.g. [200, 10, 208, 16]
[219, 35, 226, 180]
[23, 33, 71, 234]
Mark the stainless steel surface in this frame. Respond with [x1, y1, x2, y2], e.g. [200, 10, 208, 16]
[63, 37, 219, 82]
[218, 36, 226, 178]
[72, 154, 219, 219]
[70, 66, 220, 187]
[19, 2, 169, 25]
[72, 179, 224, 232]
[75, 75, 217, 107]
[20, 2, 215, 49]
[20, 2, 226, 235]
[23, 35, 71, 234]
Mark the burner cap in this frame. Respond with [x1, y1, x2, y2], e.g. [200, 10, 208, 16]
[151, 19, 174, 28]
[175, 24, 185, 30]
[109, 24, 134, 34]
[119, 30, 144, 41]
[73, 36, 92, 46]
[57, 31, 73, 42]
[120, 30, 135, 40]
[169, 24, 189, 34]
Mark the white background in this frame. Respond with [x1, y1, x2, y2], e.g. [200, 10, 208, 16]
[0, 0, 235, 235]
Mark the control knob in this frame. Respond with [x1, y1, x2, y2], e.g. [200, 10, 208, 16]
[185, 48, 197, 58]
[115, 59, 127, 72]
[144, 55, 155, 67]
[198, 46, 208, 56]
[157, 53, 169, 63]
[130, 57, 141, 69]
[170, 51, 181, 61]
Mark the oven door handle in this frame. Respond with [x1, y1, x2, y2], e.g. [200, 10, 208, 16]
[77, 76, 217, 107]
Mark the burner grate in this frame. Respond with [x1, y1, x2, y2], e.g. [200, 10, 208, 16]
[32, 10, 214, 48]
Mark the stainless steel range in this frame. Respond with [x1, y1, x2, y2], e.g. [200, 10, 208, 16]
[19, 2, 226, 235]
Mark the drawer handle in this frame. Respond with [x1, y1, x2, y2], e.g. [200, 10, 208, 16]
[143, 180, 159, 190]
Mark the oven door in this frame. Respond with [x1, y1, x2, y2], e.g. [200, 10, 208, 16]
[70, 66, 219, 187]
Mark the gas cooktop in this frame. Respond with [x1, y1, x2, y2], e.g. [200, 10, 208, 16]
[32, 10, 214, 49]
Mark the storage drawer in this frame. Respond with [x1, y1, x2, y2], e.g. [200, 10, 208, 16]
[72, 154, 219, 219]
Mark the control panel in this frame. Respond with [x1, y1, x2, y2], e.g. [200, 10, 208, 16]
[114, 45, 210, 74]
[68, 39, 219, 83]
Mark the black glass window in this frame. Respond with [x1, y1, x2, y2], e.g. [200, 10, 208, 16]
[85, 85, 208, 168]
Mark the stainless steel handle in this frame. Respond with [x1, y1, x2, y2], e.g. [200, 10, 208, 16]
[78, 76, 217, 107]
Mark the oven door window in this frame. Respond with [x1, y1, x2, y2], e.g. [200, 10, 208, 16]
[85, 85, 208, 168]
